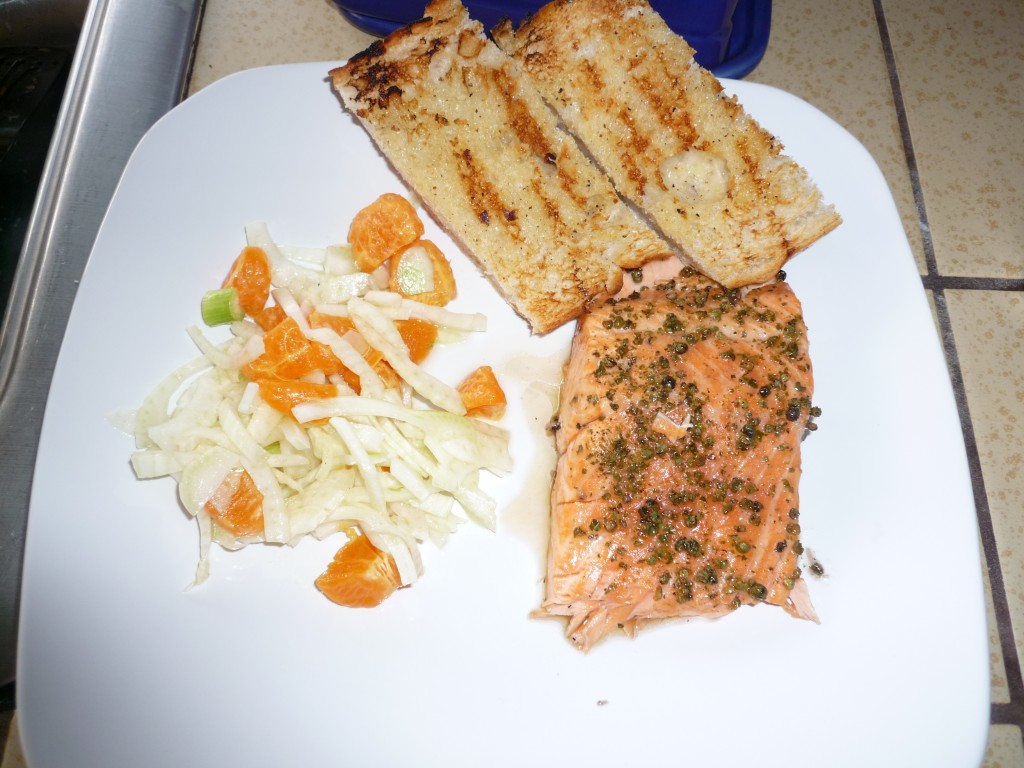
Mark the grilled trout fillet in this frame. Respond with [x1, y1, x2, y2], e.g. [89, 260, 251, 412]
[493, 0, 841, 289]
[330, 0, 673, 334]
[542, 268, 818, 651]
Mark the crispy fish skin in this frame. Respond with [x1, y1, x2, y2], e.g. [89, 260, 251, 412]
[541, 269, 817, 651]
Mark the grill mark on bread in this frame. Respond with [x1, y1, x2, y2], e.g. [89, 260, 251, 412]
[632, 72, 698, 151]
[456, 144, 513, 231]
[491, 66, 555, 164]
[551, 146, 591, 213]
[617, 106, 649, 191]
[332, 0, 674, 333]
[579, 58, 605, 95]
[731, 131, 788, 259]
[496, 0, 841, 289]
[350, 60, 406, 112]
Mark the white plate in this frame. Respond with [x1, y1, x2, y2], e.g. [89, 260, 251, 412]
[18, 62, 988, 767]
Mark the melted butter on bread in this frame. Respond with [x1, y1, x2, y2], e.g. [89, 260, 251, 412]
[659, 149, 730, 205]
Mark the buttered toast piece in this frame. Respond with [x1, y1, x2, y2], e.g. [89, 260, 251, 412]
[330, 0, 673, 334]
[493, 0, 841, 289]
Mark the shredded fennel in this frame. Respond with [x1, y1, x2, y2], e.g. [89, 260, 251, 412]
[129, 221, 507, 594]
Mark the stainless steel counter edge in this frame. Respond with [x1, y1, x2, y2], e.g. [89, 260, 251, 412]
[0, 0, 205, 685]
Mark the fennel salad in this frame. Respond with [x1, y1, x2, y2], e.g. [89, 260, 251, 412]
[128, 194, 510, 608]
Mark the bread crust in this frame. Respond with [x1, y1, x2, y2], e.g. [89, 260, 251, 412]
[493, 0, 841, 288]
[331, 0, 673, 334]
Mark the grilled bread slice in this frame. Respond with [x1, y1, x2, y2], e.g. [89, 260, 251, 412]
[493, 0, 841, 289]
[329, 0, 673, 334]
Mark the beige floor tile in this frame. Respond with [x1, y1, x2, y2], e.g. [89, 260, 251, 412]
[748, 0, 927, 274]
[946, 290, 1024, 659]
[883, 0, 1024, 278]
[189, 0, 375, 94]
[0, 715, 25, 768]
[984, 724, 1024, 768]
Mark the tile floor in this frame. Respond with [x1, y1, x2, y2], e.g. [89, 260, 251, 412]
[2, 0, 1021, 764]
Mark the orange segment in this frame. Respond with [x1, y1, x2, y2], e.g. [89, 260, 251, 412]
[388, 240, 456, 307]
[309, 311, 356, 337]
[360, 348, 399, 391]
[252, 303, 287, 332]
[395, 318, 438, 363]
[204, 466, 264, 538]
[457, 365, 507, 419]
[315, 534, 402, 608]
[258, 379, 338, 416]
[260, 318, 317, 378]
[307, 339, 348, 378]
[308, 313, 437, 387]
[222, 246, 272, 316]
[348, 193, 424, 273]
[242, 317, 346, 382]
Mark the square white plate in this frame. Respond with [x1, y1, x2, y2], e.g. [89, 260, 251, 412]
[17, 62, 988, 767]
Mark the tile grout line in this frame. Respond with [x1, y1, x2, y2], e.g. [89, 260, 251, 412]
[922, 275, 1024, 292]
[933, 291, 1024, 723]
[870, 0, 936, 277]
[873, 0, 1024, 736]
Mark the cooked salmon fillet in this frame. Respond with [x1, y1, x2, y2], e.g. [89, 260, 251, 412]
[542, 268, 818, 650]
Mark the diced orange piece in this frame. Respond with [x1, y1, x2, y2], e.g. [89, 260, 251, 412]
[315, 534, 402, 608]
[362, 348, 401, 390]
[374, 359, 402, 390]
[395, 318, 438, 363]
[204, 466, 265, 538]
[252, 304, 287, 332]
[334, 365, 362, 394]
[258, 379, 338, 416]
[388, 240, 456, 307]
[259, 318, 314, 377]
[242, 317, 346, 382]
[308, 311, 356, 337]
[348, 193, 424, 273]
[457, 365, 507, 419]
[222, 246, 272, 316]
[241, 353, 278, 382]
[307, 339, 348, 378]
[306, 312, 363, 390]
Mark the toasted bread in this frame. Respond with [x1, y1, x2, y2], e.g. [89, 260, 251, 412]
[493, 0, 841, 289]
[330, 0, 673, 334]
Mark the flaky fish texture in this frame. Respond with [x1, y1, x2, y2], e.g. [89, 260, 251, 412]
[541, 269, 819, 651]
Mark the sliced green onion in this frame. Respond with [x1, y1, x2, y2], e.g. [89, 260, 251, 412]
[201, 287, 244, 326]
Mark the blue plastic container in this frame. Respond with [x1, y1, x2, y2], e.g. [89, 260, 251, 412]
[335, 0, 771, 78]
